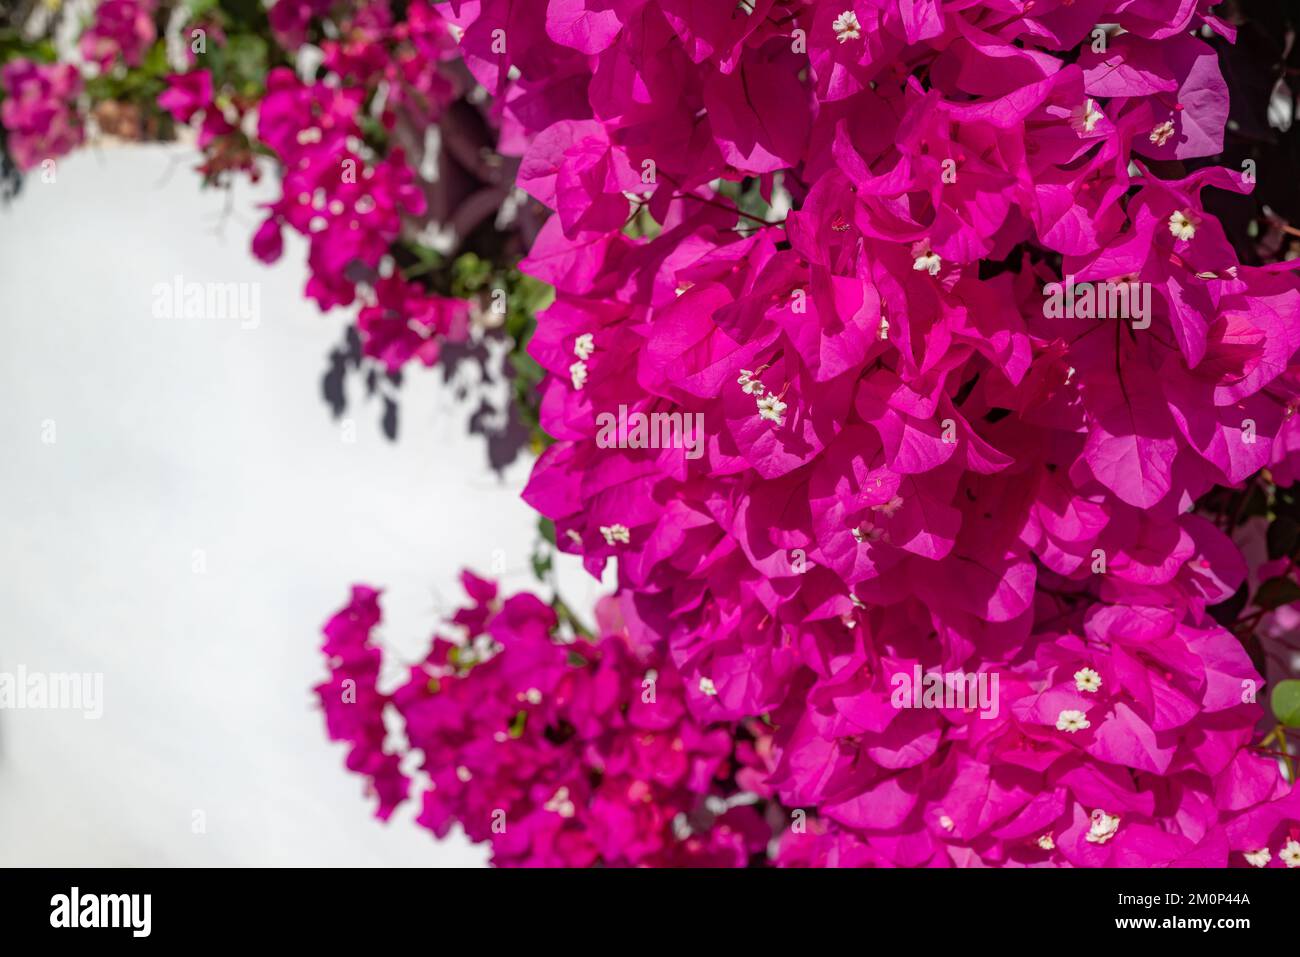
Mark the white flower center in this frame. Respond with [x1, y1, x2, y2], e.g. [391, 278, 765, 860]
[600, 523, 630, 546]
[1056, 709, 1090, 733]
[913, 251, 942, 276]
[756, 393, 788, 426]
[1086, 808, 1119, 844]
[737, 369, 766, 396]
[1169, 209, 1200, 241]
[1071, 99, 1104, 134]
[852, 522, 883, 544]
[569, 360, 589, 390]
[833, 11, 861, 43]
[1073, 667, 1102, 693]
[545, 786, 576, 818]
[873, 495, 903, 518]
[1149, 120, 1175, 146]
[1244, 847, 1271, 868]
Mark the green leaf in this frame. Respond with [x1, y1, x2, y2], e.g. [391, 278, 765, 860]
[226, 34, 268, 86]
[1254, 576, 1300, 611]
[141, 40, 168, 77]
[538, 517, 556, 546]
[450, 252, 491, 294]
[1271, 680, 1300, 727]
[509, 349, 543, 384]
[516, 274, 554, 313]
[530, 549, 552, 582]
[356, 111, 389, 150]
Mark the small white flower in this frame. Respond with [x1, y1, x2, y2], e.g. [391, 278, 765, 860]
[938, 814, 955, 831]
[699, 676, 718, 696]
[565, 529, 583, 546]
[852, 522, 883, 544]
[455, 765, 473, 782]
[757, 393, 788, 426]
[545, 786, 576, 818]
[877, 316, 890, 340]
[1074, 667, 1102, 693]
[1243, 847, 1272, 868]
[1070, 99, 1104, 135]
[569, 359, 588, 390]
[525, 687, 542, 705]
[737, 369, 766, 396]
[873, 495, 904, 518]
[832, 10, 861, 43]
[1282, 839, 1300, 868]
[913, 249, 942, 276]
[471, 633, 499, 661]
[573, 333, 595, 360]
[1056, 709, 1090, 733]
[1169, 208, 1200, 241]
[1086, 809, 1120, 845]
[1037, 833, 1055, 851]
[600, 523, 630, 546]
[1149, 119, 1176, 147]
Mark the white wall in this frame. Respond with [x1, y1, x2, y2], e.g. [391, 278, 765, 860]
[0, 143, 602, 865]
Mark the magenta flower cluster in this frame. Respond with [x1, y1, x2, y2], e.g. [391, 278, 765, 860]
[8, 0, 1300, 866]
[0, 59, 83, 172]
[318, 574, 777, 866]
[249, 3, 469, 368]
[0, 0, 155, 173]
[252, 68, 424, 306]
[79, 0, 157, 72]
[161, 1, 470, 369]
[428, 0, 1300, 865]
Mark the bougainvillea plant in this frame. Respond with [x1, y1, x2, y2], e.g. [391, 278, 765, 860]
[8, 0, 1300, 866]
[2, 0, 550, 461]
[318, 574, 779, 865]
